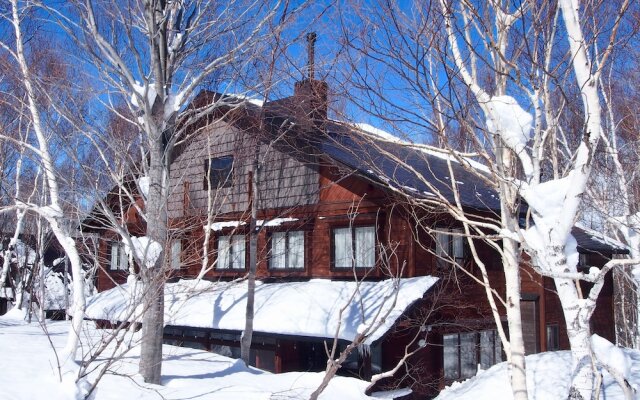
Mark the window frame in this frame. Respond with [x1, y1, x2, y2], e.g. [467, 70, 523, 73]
[443, 329, 503, 382]
[268, 230, 306, 271]
[215, 233, 246, 270]
[331, 225, 377, 270]
[435, 227, 465, 268]
[204, 155, 234, 190]
[109, 241, 128, 271]
[546, 323, 560, 351]
[170, 239, 182, 270]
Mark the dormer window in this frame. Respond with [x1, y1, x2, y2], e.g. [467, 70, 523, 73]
[205, 156, 233, 189]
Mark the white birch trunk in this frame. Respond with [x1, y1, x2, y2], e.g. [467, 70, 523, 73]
[10, 0, 86, 361]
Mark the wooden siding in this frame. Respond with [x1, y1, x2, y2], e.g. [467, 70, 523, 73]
[168, 120, 319, 219]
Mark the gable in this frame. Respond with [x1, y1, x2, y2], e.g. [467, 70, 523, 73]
[167, 119, 319, 219]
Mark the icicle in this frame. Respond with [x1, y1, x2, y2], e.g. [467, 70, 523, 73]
[357, 343, 370, 359]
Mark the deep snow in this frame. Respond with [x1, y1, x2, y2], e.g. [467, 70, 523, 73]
[435, 347, 640, 400]
[84, 277, 438, 345]
[0, 309, 395, 400]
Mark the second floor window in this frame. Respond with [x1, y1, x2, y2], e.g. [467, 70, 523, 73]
[270, 231, 305, 270]
[110, 242, 127, 271]
[333, 226, 375, 269]
[205, 155, 234, 189]
[435, 228, 464, 267]
[217, 234, 245, 270]
[170, 240, 182, 270]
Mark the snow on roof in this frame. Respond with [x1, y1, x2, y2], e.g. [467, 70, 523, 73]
[205, 221, 246, 231]
[256, 217, 299, 227]
[573, 223, 629, 253]
[352, 122, 490, 174]
[86, 276, 438, 345]
[227, 93, 265, 107]
[205, 218, 299, 231]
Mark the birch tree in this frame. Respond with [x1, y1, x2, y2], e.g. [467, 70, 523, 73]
[49, 0, 307, 384]
[338, 0, 637, 398]
[0, 0, 88, 364]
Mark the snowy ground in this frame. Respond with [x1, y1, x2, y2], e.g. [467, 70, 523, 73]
[0, 309, 391, 400]
[436, 349, 640, 400]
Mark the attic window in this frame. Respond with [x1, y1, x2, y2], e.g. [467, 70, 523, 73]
[205, 156, 234, 189]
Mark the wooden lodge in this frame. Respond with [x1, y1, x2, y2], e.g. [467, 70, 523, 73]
[85, 69, 628, 398]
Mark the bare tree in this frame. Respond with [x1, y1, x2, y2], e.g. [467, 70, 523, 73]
[46, 0, 311, 384]
[335, 0, 638, 398]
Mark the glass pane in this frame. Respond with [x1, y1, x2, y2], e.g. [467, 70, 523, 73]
[270, 232, 286, 269]
[209, 156, 233, 188]
[171, 240, 181, 269]
[231, 235, 245, 269]
[334, 228, 353, 268]
[119, 244, 127, 270]
[452, 229, 464, 259]
[355, 226, 375, 267]
[110, 244, 118, 270]
[480, 330, 495, 369]
[288, 231, 304, 269]
[217, 236, 230, 269]
[459, 332, 477, 378]
[443, 334, 459, 380]
[436, 231, 448, 258]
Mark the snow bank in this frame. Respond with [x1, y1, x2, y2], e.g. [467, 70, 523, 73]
[591, 334, 632, 381]
[86, 276, 438, 344]
[435, 349, 640, 399]
[0, 314, 390, 400]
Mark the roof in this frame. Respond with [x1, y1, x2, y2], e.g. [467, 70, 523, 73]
[572, 225, 629, 254]
[258, 97, 501, 211]
[85, 276, 438, 345]
[321, 120, 501, 211]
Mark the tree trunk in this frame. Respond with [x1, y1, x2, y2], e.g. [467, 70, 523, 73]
[503, 237, 529, 400]
[139, 133, 167, 384]
[545, 242, 594, 400]
[241, 154, 259, 365]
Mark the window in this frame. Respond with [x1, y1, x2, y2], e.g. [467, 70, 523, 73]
[521, 299, 539, 355]
[109, 242, 127, 271]
[443, 330, 502, 381]
[270, 231, 305, 269]
[205, 156, 234, 189]
[217, 234, 245, 270]
[546, 324, 560, 351]
[170, 240, 182, 270]
[333, 226, 376, 269]
[578, 253, 586, 267]
[435, 228, 464, 268]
